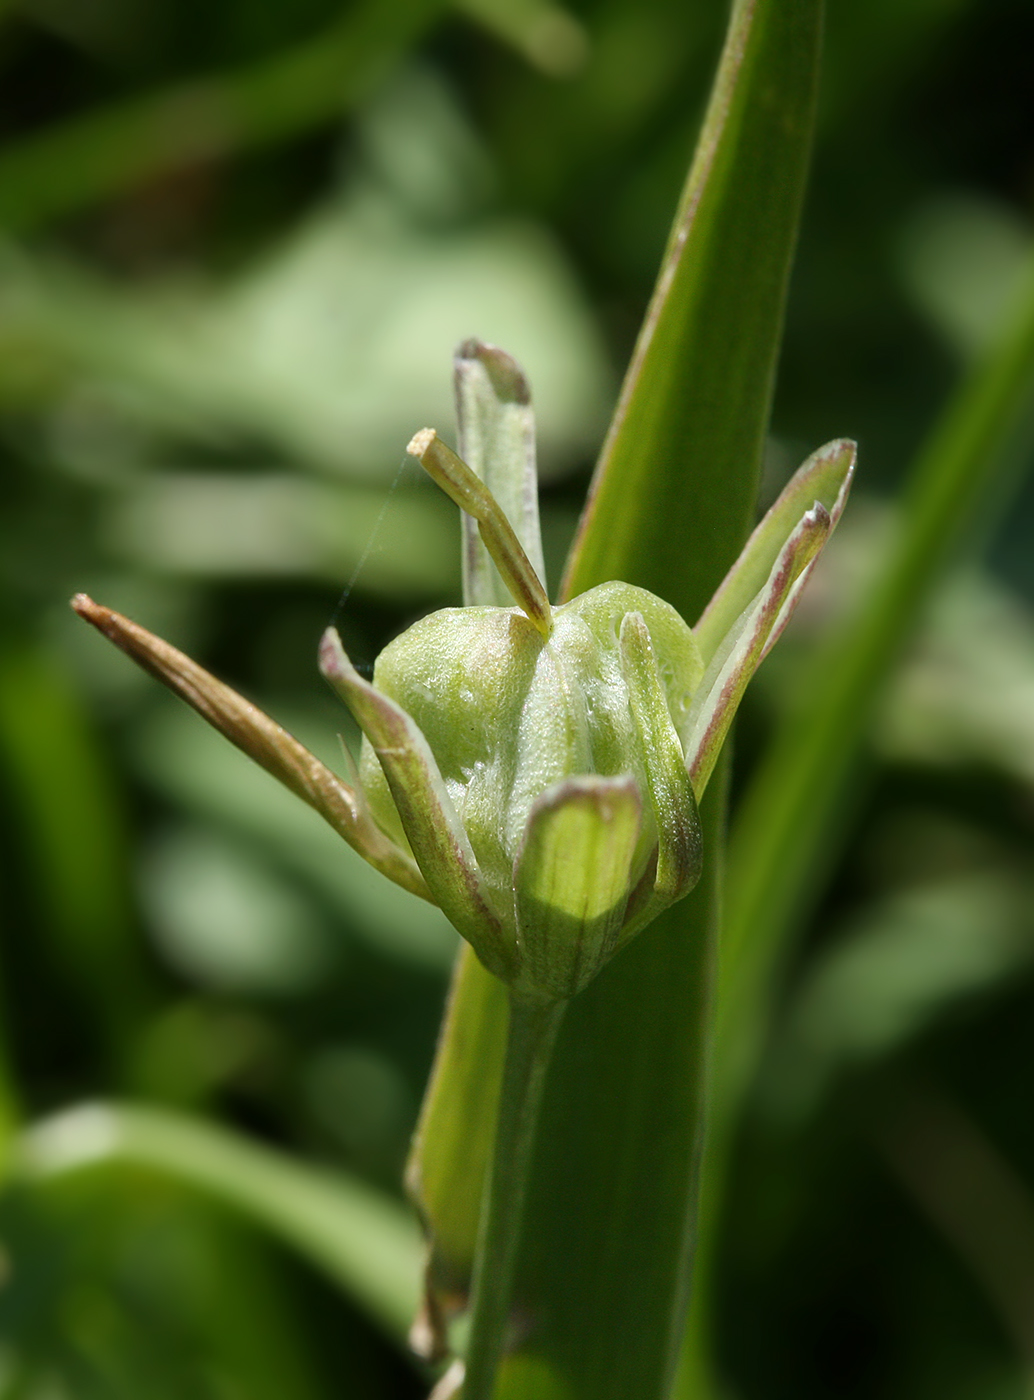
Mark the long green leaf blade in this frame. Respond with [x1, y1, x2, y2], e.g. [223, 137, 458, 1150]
[562, 0, 822, 624]
[508, 2, 824, 1396]
[510, 790, 723, 1400]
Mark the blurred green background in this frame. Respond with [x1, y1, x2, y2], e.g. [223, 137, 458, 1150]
[1, 0, 1034, 1396]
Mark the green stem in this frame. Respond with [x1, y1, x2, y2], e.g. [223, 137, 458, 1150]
[463, 991, 567, 1399]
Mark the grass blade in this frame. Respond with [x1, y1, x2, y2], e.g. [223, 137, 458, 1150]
[562, 0, 823, 625]
[12, 1102, 423, 1346]
[507, 2, 824, 1394]
[0, 646, 148, 1084]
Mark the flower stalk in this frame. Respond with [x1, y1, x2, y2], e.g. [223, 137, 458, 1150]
[462, 992, 567, 1400]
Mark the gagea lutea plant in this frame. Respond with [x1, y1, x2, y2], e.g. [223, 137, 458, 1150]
[73, 337, 853, 1400]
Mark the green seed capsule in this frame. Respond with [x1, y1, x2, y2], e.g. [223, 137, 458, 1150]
[318, 358, 854, 999]
[353, 582, 703, 996]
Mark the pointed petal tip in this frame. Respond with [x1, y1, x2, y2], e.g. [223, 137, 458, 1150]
[803, 500, 833, 531]
[70, 593, 136, 645]
[538, 770, 642, 805]
[318, 625, 345, 676]
[818, 435, 857, 460]
[319, 626, 367, 690]
[524, 772, 644, 843]
[796, 436, 857, 491]
[453, 339, 531, 404]
[515, 773, 644, 999]
[694, 438, 857, 663]
[69, 600, 433, 903]
[455, 336, 485, 360]
[812, 438, 857, 506]
[799, 436, 856, 474]
[71, 592, 108, 627]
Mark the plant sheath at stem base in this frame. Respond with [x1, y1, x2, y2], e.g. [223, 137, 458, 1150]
[462, 991, 568, 1399]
